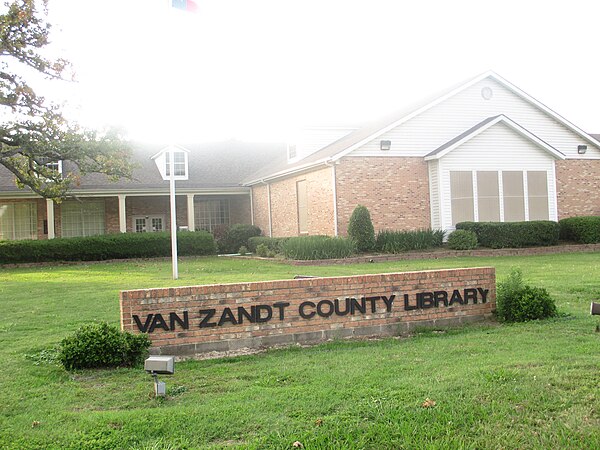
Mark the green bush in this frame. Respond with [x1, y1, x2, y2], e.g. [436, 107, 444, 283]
[59, 322, 151, 371]
[375, 229, 444, 253]
[216, 224, 261, 254]
[496, 268, 557, 322]
[255, 243, 269, 257]
[348, 205, 375, 252]
[447, 229, 478, 250]
[456, 221, 559, 248]
[247, 236, 288, 254]
[282, 235, 356, 260]
[559, 216, 600, 244]
[0, 231, 217, 264]
[238, 245, 248, 256]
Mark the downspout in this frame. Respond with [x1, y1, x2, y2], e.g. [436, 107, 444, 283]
[249, 187, 254, 225]
[325, 160, 339, 237]
[261, 180, 273, 238]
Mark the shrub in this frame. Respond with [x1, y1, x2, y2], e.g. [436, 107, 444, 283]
[282, 235, 356, 260]
[255, 243, 269, 257]
[247, 236, 288, 254]
[447, 229, 478, 250]
[238, 246, 248, 256]
[559, 216, 600, 244]
[216, 224, 261, 254]
[375, 229, 444, 253]
[0, 231, 217, 264]
[59, 322, 150, 371]
[456, 221, 559, 248]
[347, 205, 376, 252]
[496, 268, 557, 322]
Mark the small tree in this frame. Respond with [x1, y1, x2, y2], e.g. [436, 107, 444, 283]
[348, 205, 375, 252]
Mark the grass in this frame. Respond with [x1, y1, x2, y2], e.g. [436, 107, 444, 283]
[1, 253, 599, 448]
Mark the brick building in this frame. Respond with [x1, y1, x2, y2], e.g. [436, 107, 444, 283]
[1, 72, 599, 241]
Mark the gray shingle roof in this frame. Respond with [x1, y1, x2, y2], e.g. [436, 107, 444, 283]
[0, 140, 286, 194]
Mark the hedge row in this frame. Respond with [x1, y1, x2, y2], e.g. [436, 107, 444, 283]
[375, 229, 444, 253]
[0, 231, 217, 264]
[558, 216, 600, 244]
[282, 235, 356, 260]
[455, 221, 560, 248]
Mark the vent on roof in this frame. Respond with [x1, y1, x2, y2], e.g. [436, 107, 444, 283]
[380, 140, 391, 151]
[578, 145, 587, 154]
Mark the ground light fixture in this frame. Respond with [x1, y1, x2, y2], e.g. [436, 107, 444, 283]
[145, 356, 175, 397]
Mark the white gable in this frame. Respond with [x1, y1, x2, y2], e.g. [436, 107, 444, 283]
[349, 76, 600, 160]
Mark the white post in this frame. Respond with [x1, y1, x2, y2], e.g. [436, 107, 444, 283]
[46, 199, 55, 239]
[118, 194, 127, 233]
[169, 147, 179, 280]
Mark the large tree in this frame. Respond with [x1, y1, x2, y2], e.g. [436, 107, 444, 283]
[0, 0, 132, 200]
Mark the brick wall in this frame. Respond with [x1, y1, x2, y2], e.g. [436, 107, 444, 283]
[555, 159, 600, 219]
[251, 167, 335, 237]
[251, 184, 270, 236]
[120, 267, 496, 356]
[336, 157, 431, 235]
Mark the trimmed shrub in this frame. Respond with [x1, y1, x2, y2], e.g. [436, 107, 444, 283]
[255, 243, 269, 257]
[247, 236, 288, 254]
[559, 216, 600, 244]
[456, 221, 559, 248]
[59, 322, 150, 371]
[375, 229, 445, 253]
[238, 245, 248, 256]
[0, 231, 217, 264]
[216, 224, 261, 254]
[447, 229, 478, 250]
[282, 235, 356, 260]
[496, 268, 557, 322]
[348, 205, 376, 252]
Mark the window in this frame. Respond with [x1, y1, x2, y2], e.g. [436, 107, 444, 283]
[133, 216, 164, 233]
[477, 171, 500, 222]
[0, 202, 37, 240]
[61, 200, 105, 237]
[502, 172, 525, 222]
[450, 171, 474, 226]
[449, 170, 550, 226]
[165, 151, 187, 177]
[527, 171, 549, 220]
[297, 180, 308, 234]
[288, 144, 297, 159]
[194, 199, 230, 232]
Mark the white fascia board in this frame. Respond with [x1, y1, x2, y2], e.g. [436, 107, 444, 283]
[150, 144, 191, 161]
[243, 160, 330, 186]
[488, 72, 600, 148]
[424, 115, 565, 161]
[330, 71, 495, 162]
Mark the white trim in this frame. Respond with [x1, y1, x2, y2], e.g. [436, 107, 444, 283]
[498, 170, 505, 223]
[266, 183, 273, 238]
[424, 115, 565, 161]
[472, 171, 479, 222]
[328, 163, 339, 236]
[550, 162, 558, 221]
[523, 171, 530, 221]
[186, 194, 195, 231]
[249, 189, 254, 226]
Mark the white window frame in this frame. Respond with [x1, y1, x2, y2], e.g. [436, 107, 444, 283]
[0, 202, 37, 240]
[132, 215, 166, 233]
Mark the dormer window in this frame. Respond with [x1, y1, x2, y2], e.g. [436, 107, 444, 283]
[151, 145, 190, 181]
[166, 151, 187, 177]
[288, 144, 297, 160]
[45, 160, 63, 176]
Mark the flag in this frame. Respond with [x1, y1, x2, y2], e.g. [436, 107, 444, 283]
[172, 0, 198, 13]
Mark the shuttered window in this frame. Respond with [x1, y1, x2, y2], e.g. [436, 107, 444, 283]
[502, 171, 525, 222]
[477, 171, 500, 222]
[297, 180, 308, 234]
[450, 171, 474, 226]
[527, 171, 549, 220]
[0, 202, 37, 240]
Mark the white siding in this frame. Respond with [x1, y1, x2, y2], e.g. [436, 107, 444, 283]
[428, 160, 440, 229]
[436, 122, 558, 231]
[350, 77, 600, 159]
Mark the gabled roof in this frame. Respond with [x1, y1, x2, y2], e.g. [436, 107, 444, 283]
[424, 115, 565, 161]
[243, 71, 599, 185]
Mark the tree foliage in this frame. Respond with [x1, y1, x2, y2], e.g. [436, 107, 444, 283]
[347, 204, 376, 252]
[0, 0, 132, 199]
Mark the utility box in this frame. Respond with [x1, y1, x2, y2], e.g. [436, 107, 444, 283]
[591, 302, 600, 316]
[144, 356, 175, 375]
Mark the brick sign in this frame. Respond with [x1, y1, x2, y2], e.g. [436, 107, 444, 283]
[120, 268, 495, 356]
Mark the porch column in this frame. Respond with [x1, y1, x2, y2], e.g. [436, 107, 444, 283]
[187, 194, 195, 231]
[118, 194, 127, 233]
[46, 198, 55, 239]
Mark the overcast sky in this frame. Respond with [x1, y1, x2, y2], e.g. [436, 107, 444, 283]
[44, 0, 600, 144]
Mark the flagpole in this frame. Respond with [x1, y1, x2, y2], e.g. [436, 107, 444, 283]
[169, 146, 179, 280]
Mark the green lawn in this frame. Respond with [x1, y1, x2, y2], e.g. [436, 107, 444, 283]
[1, 253, 599, 449]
